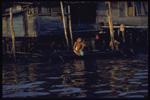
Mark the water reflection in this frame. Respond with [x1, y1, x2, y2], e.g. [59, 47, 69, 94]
[2, 53, 148, 98]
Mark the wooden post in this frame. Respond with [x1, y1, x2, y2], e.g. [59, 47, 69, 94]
[60, 1, 69, 50]
[68, 5, 73, 47]
[10, 8, 16, 61]
[125, 2, 128, 16]
[129, 32, 132, 46]
[135, 2, 138, 16]
[141, 2, 145, 15]
[122, 31, 125, 43]
[120, 24, 125, 43]
[132, 2, 135, 16]
[108, 2, 115, 50]
[118, 2, 120, 16]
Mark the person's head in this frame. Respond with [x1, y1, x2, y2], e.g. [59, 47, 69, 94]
[77, 38, 82, 43]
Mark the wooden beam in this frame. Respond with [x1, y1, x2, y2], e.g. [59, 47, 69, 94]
[102, 25, 148, 28]
[68, 5, 73, 47]
[141, 2, 145, 15]
[125, 1, 128, 16]
[9, 8, 16, 61]
[118, 2, 120, 17]
[132, 2, 135, 16]
[60, 1, 69, 50]
[108, 2, 115, 50]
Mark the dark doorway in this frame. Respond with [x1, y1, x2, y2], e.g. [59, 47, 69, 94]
[70, 3, 96, 24]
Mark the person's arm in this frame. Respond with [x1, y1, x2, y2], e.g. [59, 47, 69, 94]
[73, 42, 76, 50]
[80, 43, 86, 51]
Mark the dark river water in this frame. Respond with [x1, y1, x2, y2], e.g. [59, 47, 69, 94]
[2, 52, 148, 99]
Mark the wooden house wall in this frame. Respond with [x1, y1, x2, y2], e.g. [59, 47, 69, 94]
[111, 2, 148, 26]
[96, 1, 148, 26]
[26, 16, 37, 37]
[26, 6, 67, 37]
[96, 2, 107, 24]
[35, 16, 64, 36]
[2, 13, 25, 37]
[2, 17, 8, 37]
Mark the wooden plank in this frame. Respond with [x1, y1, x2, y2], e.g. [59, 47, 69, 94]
[60, 1, 69, 50]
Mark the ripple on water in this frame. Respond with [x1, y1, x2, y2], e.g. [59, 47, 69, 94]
[74, 95, 87, 98]
[46, 77, 61, 79]
[133, 76, 148, 79]
[129, 82, 142, 85]
[36, 88, 44, 91]
[94, 84, 107, 87]
[52, 84, 70, 88]
[88, 72, 95, 74]
[137, 69, 148, 72]
[141, 84, 148, 87]
[94, 90, 112, 94]
[128, 79, 140, 82]
[125, 95, 145, 98]
[3, 81, 45, 91]
[121, 67, 127, 70]
[113, 86, 123, 88]
[118, 90, 148, 96]
[70, 73, 84, 76]
[134, 73, 148, 75]
[3, 92, 50, 98]
[97, 70, 102, 72]
[49, 87, 87, 94]
[116, 78, 125, 81]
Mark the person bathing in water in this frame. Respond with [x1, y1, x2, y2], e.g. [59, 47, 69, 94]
[73, 38, 86, 56]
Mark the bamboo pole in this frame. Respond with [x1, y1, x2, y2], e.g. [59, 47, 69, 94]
[122, 31, 125, 43]
[10, 8, 16, 61]
[60, 1, 69, 50]
[108, 2, 115, 50]
[68, 5, 73, 47]
[118, 2, 120, 16]
[125, 1, 128, 16]
[135, 2, 138, 16]
[132, 2, 135, 16]
[141, 2, 145, 15]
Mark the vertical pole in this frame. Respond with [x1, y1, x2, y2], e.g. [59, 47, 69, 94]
[68, 5, 73, 47]
[132, 2, 135, 16]
[125, 1, 128, 16]
[60, 1, 69, 50]
[108, 2, 115, 50]
[120, 24, 125, 43]
[122, 31, 125, 43]
[129, 32, 132, 46]
[118, 2, 120, 17]
[141, 2, 144, 15]
[10, 8, 16, 61]
[135, 2, 138, 16]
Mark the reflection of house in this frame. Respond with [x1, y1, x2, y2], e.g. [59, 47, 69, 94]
[2, 1, 148, 53]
